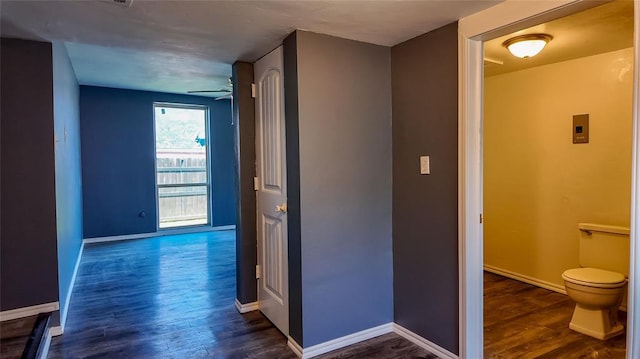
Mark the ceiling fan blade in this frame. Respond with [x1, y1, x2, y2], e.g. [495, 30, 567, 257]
[187, 89, 232, 94]
[215, 94, 233, 101]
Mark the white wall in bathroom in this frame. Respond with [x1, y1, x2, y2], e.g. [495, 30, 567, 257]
[484, 47, 634, 288]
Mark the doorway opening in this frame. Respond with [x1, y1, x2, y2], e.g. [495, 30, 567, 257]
[482, 2, 634, 356]
[459, 0, 639, 358]
[154, 103, 211, 229]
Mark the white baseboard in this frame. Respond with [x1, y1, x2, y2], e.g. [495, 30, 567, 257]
[60, 240, 84, 330]
[285, 322, 457, 359]
[38, 328, 53, 359]
[484, 264, 567, 295]
[0, 302, 60, 322]
[294, 323, 394, 359]
[234, 299, 259, 313]
[287, 337, 304, 358]
[83, 225, 236, 244]
[393, 323, 458, 359]
[50, 326, 63, 336]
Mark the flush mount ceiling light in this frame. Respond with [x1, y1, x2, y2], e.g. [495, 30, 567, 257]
[503, 34, 553, 59]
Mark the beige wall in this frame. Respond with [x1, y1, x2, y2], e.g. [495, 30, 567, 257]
[484, 47, 634, 288]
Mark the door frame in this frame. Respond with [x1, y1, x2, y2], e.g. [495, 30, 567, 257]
[458, 0, 640, 358]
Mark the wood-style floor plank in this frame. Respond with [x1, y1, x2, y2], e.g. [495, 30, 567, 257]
[0, 315, 39, 359]
[48, 231, 434, 358]
[484, 271, 627, 358]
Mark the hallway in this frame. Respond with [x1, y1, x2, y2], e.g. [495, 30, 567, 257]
[49, 231, 293, 358]
[49, 231, 433, 358]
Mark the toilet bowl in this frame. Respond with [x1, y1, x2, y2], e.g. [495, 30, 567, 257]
[562, 267, 627, 340]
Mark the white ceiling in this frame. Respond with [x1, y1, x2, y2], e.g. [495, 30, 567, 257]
[0, 0, 500, 97]
[484, 0, 634, 77]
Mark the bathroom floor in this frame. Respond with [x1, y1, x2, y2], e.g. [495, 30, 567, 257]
[484, 271, 626, 358]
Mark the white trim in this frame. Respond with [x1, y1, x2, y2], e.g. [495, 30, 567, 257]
[457, 23, 484, 359]
[393, 323, 458, 359]
[458, 0, 594, 40]
[60, 240, 84, 330]
[38, 328, 53, 359]
[483, 265, 567, 295]
[0, 302, 59, 322]
[292, 323, 393, 359]
[459, 1, 640, 358]
[287, 337, 303, 358]
[627, 2, 640, 357]
[50, 325, 63, 336]
[83, 225, 236, 244]
[286, 323, 458, 359]
[84, 232, 153, 244]
[234, 299, 259, 313]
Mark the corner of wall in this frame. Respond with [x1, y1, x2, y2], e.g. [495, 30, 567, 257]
[390, 21, 460, 355]
[283, 30, 304, 346]
[52, 40, 83, 327]
[231, 61, 258, 306]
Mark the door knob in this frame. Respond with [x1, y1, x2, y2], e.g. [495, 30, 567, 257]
[275, 203, 288, 213]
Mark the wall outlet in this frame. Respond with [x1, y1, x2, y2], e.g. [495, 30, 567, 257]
[420, 156, 430, 175]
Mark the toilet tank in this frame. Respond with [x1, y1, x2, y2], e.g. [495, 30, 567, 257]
[578, 223, 630, 276]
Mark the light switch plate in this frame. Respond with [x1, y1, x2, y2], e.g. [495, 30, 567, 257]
[420, 156, 430, 175]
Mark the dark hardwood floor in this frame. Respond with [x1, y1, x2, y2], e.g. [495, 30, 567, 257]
[484, 271, 627, 358]
[48, 231, 434, 359]
[1, 315, 38, 358]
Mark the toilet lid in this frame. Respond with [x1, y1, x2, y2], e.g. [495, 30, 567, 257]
[562, 268, 626, 287]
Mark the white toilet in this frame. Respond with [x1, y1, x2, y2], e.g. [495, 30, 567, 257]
[562, 223, 629, 340]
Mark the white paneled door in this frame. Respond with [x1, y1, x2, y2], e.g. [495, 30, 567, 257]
[255, 46, 289, 335]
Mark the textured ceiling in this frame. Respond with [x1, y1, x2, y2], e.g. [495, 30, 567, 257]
[0, 0, 500, 97]
[484, 0, 634, 77]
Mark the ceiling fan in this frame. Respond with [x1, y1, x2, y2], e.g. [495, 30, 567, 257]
[187, 78, 233, 100]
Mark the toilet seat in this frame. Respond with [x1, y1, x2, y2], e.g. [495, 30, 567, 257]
[562, 268, 627, 288]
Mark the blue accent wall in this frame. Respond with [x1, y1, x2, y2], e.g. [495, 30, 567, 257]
[80, 86, 236, 238]
[1, 38, 60, 312]
[52, 42, 83, 327]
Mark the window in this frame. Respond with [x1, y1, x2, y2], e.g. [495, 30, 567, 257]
[154, 103, 210, 229]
